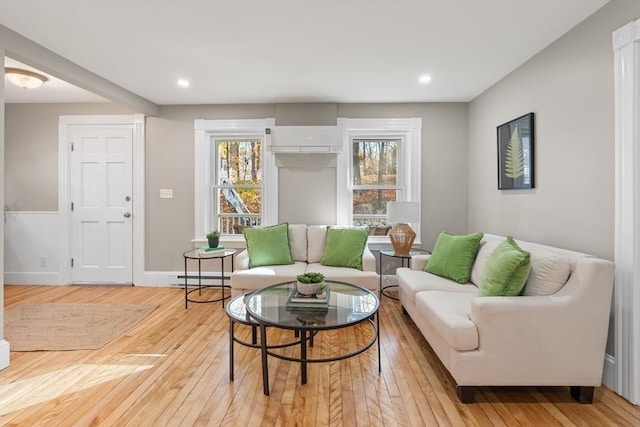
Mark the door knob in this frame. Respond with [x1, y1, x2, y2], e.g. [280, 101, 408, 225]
[124, 212, 131, 218]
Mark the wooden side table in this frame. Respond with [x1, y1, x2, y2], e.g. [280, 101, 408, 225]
[378, 248, 428, 300]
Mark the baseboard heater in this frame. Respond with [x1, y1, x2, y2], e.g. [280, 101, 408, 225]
[170, 274, 230, 287]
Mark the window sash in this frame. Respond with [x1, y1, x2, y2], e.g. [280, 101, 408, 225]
[212, 139, 262, 234]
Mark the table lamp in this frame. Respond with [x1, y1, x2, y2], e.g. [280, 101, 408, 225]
[387, 201, 420, 254]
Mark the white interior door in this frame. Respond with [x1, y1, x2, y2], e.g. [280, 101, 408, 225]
[70, 126, 133, 284]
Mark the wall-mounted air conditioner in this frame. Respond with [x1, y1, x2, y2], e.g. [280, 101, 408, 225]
[268, 126, 342, 153]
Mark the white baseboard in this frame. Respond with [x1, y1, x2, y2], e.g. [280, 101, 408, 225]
[4, 272, 61, 285]
[0, 339, 10, 370]
[602, 352, 616, 389]
[140, 271, 173, 287]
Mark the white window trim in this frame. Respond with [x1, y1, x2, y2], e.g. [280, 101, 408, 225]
[194, 118, 276, 246]
[337, 118, 422, 249]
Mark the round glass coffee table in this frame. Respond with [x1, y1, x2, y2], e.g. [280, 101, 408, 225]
[244, 280, 380, 396]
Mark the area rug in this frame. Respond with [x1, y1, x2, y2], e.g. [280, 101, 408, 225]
[4, 303, 157, 352]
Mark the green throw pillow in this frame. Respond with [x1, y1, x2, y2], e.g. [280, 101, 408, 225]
[320, 227, 369, 270]
[425, 232, 484, 284]
[478, 236, 531, 296]
[244, 223, 294, 268]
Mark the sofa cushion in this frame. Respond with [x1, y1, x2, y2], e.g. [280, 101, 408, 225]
[307, 225, 328, 263]
[307, 263, 379, 290]
[425, 232, 484, 284]
[478, 237, 531, 296]
[416, 291, 478, 351]
[522, 250, 571, 296]
[397, 267, 478, 305]
[469, 238, 502, 285]
[288, 224, 308, 262]
[244, 223, 294, 268]
[230, 262, 307, 290]
[321, 227, 369, 270]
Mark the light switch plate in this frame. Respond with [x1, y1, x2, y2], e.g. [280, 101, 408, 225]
[160, 189, 173, 199]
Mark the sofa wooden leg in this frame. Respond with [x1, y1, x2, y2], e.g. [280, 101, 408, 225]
[570, 386, 594, 404]
[456, 386, 475, 403]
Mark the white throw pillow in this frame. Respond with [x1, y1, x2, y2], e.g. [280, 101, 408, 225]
[522, 251, 571, 296]
[288, 224, 308, 262]
[469, 239, 501, 285]
[307, 225, 328, 263]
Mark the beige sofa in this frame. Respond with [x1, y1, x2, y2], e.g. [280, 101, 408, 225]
[230, 224, 378, 295]
[397, 233, 615, 403]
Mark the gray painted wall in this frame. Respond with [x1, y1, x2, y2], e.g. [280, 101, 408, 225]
[5, 102, 468, 271]
[468, 0, 639, 261]
[467, 0, 640, 358]
[4, 103, 135, 211]
[339, 103, 469, 250]
[146, 103, 468, 270]
[145, 104, 275, 270]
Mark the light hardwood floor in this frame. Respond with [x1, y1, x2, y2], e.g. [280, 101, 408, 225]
[1, 285, 638, 426]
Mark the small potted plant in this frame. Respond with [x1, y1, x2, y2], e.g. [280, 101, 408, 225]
[206, 230, 220, 248]
[296, 272, 325, 295]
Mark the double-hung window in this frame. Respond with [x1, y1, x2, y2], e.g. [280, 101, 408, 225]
[337, 118, 422, 246]
[351, 138, 401, 227]
[214, 139, 262, 233]
[194, 119, 277, 243]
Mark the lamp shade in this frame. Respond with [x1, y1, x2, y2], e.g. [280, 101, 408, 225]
[5, 67, 48, 89]
[387, 201, 420, 254]
[387, 201, 420, 224]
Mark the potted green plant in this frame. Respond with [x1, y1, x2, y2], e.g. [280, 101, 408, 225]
[206, 230, 220, 248]
[296, 272, 325, 295]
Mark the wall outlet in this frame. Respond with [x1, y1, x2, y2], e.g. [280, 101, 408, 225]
[39, 256, 48, 268]
[160, 189, 173, 199]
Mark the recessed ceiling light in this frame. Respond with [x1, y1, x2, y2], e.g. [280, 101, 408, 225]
[418, 74, 432, 84]
[177, 79, 190, 88]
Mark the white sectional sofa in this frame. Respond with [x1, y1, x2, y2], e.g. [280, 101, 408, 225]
[397, 233, 615, 403]
[230, 224, 378, 295]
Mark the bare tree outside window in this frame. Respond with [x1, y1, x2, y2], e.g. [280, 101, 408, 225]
[215, 139, 262, 233]
[352, 139, 400, 228]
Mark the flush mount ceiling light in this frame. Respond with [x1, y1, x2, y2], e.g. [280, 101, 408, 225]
[177, 78, 190, 88]
[4, 67, 49, 89]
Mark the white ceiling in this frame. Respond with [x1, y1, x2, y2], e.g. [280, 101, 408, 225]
[1, 0, 609, 105]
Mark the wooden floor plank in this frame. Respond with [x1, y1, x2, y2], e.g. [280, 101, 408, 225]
[1, 285, 638, 427]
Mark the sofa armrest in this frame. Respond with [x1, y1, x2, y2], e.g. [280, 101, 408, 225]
[362, 246, 376, 272]
[467, 259, 614, 381]
[410, 254, 431, 271]
[235, 249, 250, 271]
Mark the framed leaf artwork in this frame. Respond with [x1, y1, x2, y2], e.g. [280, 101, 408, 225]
[497, 113, 535, 190]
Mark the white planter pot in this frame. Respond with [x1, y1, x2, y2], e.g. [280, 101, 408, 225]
[296, 280, 323, 295]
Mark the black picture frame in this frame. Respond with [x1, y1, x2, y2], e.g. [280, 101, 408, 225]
[497, 112, 535, 190]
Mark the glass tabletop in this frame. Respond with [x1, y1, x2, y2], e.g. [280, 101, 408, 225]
[183, 248, 236, 259]
[379, 248, 428, 258]
[245, 281, 379, 330]
[226, 293, 256, 325]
